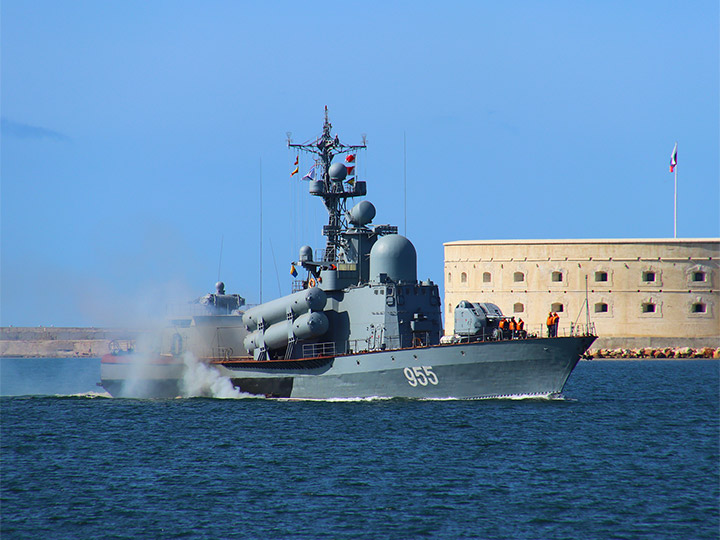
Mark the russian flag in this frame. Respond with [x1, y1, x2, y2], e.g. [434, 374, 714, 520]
[669, 143, 677, 172]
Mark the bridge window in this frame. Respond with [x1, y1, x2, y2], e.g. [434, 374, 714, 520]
[595, 302, 608, 313]
[461, 272, 467, 284]
[642, 271, 656, 282]
[642, 302, 656, 313]
[551, 302, 564, 312]
[513, 272, 525, 282]
[692, 271, 706, 282]
[513, 303, 524, 313]
[595, 271, 608, 282]
[692, 302, 706, 313]
[552, 271, 563, 282]
[483, 272, 491, 283]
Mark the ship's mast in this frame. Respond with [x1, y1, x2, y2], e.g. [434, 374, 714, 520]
[288, 107, 366, 262]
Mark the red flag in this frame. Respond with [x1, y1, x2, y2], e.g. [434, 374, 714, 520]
[294, 155, 299, 166]
[346, 166, 355, 175]
[345, 154, 355, 163]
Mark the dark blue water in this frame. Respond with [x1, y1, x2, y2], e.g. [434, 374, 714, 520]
[1, 359, 718, 539]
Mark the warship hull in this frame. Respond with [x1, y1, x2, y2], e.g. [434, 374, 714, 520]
[100, 335, 595, 399]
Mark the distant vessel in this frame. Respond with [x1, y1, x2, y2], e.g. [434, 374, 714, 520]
[101, 109, 596, 399]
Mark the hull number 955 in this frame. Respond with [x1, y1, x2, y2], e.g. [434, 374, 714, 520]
[403, 366, 439, 387]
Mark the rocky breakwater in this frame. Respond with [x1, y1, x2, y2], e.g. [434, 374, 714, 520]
[587, 346, 720, 360]
[0, 327, 143, 358]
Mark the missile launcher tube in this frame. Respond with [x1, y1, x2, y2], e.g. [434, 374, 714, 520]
[244, 311, 330, 353]
[242, 287, 327, 331]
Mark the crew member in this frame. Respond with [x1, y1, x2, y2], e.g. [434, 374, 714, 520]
[552, 312, 560, 337]
[517, 318, 525, 338]
[498, 318, 507, 339]
[546, 312, 554, 338]
[509, 317, 517, 339]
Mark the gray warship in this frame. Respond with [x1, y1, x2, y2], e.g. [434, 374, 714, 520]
[101, 109, 596, 399]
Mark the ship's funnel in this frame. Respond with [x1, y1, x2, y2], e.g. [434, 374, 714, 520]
[369, 234, 417, 284]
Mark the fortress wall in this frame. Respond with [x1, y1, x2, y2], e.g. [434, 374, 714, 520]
[0, 328, 143, 358]
[444, 238, 720, 348]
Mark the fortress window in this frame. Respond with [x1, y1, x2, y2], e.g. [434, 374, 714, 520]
[447, 273, 452, 283]
[692, 271, 706, 282]
[642, 271, 656, 282]
[551, 302, 564, 312]
[513, 303, 524, 313]
[594, 302, 608, 313]
[483, 272, 491, 283]
[461, 272, 467, 284]
[595, 271, 608, 282]
[552, 271, 563, 282]
[692, 302, 706, 313]
[513, 272, 525, 282]
[642, 302, 656, 313]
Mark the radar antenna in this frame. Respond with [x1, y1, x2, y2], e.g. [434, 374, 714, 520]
[288, 107, 366, 262]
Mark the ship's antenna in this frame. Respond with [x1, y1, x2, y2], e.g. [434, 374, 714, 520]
[217, 234, 224, 283]
[404, 131, 407, 236]
[288, 107, 367, 263]
[269, 239, 283, 296]
[259, 157, 263, 304]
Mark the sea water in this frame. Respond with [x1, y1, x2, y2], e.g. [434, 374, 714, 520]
[1, 358, 718, 539]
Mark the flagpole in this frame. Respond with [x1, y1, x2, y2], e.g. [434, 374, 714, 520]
[673, 164, 677, 239]
[259, 157, 262, 304]
[670, 141, 678, 239]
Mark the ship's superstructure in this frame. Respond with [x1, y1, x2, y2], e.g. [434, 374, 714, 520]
[241, 108, 442, 362]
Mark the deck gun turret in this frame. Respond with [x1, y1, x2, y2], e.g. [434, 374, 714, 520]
[454, 301, 504, 339]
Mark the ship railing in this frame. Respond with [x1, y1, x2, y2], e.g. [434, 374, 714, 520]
[534, 322, 597, 338]
[347, 339, 369, 354]
[303, 342, 336, 358]
[165, 302, 255, 318]
[291, 280, 306, 293]
[567, 322, 596, 337]
[212, 346, 234, 360]
[108, 339, 136, 354]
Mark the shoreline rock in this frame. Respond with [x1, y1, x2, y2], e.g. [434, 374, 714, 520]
[585, 346, 720, 360]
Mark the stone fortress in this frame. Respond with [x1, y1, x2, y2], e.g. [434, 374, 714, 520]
[444, 238, 719, 349]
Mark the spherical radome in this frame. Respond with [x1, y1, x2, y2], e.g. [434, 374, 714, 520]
[369, 234, 417, 283]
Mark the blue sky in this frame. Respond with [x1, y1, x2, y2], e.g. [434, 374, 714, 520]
[2, 1, 718, 327]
